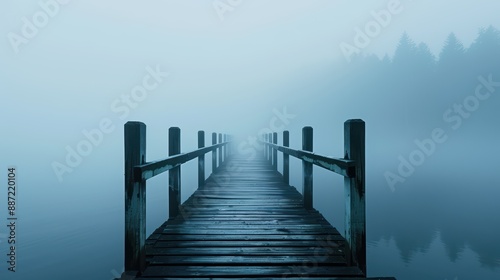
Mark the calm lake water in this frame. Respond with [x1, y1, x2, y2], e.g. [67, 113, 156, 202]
[0, 126, 499, 280]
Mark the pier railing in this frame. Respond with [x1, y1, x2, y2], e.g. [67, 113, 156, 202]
[124, 121, 230, 275]
[261, 119, 366, 275]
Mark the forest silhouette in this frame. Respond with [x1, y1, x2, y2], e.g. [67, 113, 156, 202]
[332, 25, 500, 140]
[328, 26, 500, 269]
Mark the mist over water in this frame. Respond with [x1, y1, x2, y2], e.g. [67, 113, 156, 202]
[2, 1, 500, 279]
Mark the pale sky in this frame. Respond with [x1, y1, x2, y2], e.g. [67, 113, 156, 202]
[1, 0, 500, 182]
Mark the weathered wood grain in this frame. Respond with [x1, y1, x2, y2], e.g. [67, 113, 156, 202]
[134, 153, 366, 278]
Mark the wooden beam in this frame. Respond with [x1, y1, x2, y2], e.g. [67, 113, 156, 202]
[272, 132, 278, 171]
[124, 121, 146, 274]
[302, 126, 313, 210]
[218, 133, 223, 166]
[268, 133, 272, 164]
[198, 131, 205, 188]
[262, 143, 355, 178]
[224, 134, 227, 161]
[212, 133, 217, 173]
[263, 133, 268, 159]
[283, 131, 289, 185]
[133, 143, 225, 181]
[344, 119, 366, 276]
[169, 127, 181, 219]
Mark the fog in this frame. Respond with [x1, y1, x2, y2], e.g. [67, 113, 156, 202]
[1, 1, 500, 279]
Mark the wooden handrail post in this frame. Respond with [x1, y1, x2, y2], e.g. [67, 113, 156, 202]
[264, 134, 268, 159]
[198, 131, 205, 188]
[268, 133, 272, 164]
[272, 132, 278, 171]
[169, 127, 181, 219]
[224, 134, 227, 161]
[344, 119, 366, 275]
[302, 126, 313, 210]
[212, 132, 217, 173]
[218, 133, 223, 166]
[283, 131, 289, 184]
[124, 121, 147, 273]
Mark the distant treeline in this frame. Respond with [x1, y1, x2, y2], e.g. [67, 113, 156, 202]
[333, 25, 500, 138]
[344, 26, 500, 269]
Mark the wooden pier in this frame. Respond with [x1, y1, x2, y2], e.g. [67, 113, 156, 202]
[120, 120, 395, 279]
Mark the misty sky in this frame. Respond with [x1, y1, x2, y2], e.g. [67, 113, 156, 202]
[1, 2, 500, 279]
[2, 0, 500, 179]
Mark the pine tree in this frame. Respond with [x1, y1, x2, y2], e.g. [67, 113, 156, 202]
[392, 32, 417, 67]
[467, 25, 500, 75]
[438, 32, 465, 70]
[416, 42, 436, 72]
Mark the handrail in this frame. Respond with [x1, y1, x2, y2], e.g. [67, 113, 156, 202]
[264, 142, 356, 178]
[261, 119, 366, 276]
[133, 142, 227, 182]
[123, 121, 231, 276]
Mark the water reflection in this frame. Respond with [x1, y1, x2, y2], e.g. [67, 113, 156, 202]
[305, 130, 500, 278]
[363, 136, 500, 278]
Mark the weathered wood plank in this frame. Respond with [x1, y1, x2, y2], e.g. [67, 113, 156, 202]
[146, 246, 345, 256]
[165, 220, 331, 225]
[212, 132, 217, 173]
[140, 265, 364, 277]
[157, 234, 344, 242]
[198, 130, 205, 188]
[159, 224, 336, 230]
[344, 119, 366, 275]
[272, 132, 278, 170]
[136, 276, 396, 280]
[151, 240, 344, 248]
[218, 133, 223, 166]
[159, 228, 340, 235]
[302, 126, 313, 210]
[133, 142, 226, 181]
[147, 255, 347, 265]
[283, 130, 290, 184]
[168, 127, 181, 219]
[131, 150, 371, 279]
[124, 121, 147, 273]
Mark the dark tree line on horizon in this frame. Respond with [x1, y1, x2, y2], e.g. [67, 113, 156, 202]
[333, 25, 500, 140]
[329, 26, 500, 270]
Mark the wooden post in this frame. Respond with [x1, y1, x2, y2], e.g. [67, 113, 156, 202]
[169, 127, 181, 219]
[302, 126, 313, 210]
[264, 134, 268, 159]
[344, 119, 366, 275]
[268, 133, 272, 164]
[124, 121, 146, 273]
[218, 133, 223, 166]
[272, 132, 278, 171]
[224, 134, 227, 161]
[212, 132, 217, 173]
[283, 131, 289, 184]
[198, 131, 205, 188]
